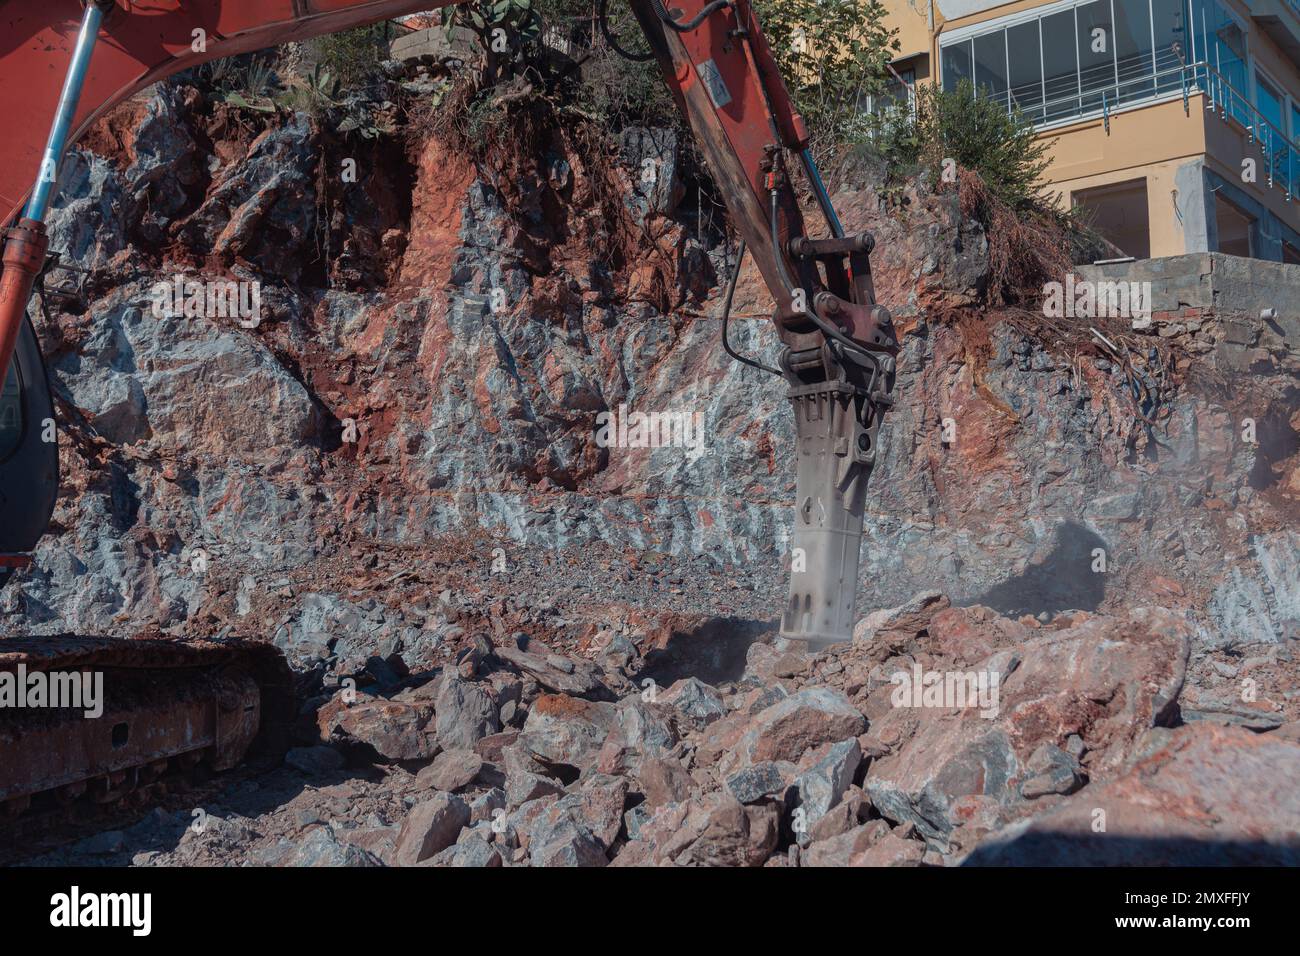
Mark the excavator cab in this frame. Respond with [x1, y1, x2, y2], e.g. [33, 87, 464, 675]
[0, 312, 59, 588]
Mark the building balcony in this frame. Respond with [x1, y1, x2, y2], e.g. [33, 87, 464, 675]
[979, 59, 1300, 202]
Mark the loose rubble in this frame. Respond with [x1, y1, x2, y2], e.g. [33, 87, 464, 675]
[15, 590, 1298, 868]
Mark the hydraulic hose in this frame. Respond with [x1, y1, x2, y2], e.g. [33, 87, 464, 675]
[648, 0, 733, 32]
[599, 0, 654, 61]
[720, 241, 781, 376]
[601, 0, 732, 62]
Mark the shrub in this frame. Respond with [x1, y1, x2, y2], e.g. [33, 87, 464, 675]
[751, 0, 900, 161]
[312, 23, 395, 86]
[874, 79, 1052, 213]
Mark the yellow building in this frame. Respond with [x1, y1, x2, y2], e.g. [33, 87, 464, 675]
[879, 0, 1300, 261]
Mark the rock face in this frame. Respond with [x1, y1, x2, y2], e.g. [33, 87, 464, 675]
[3, 71, 1299, 870]
[8, 76, 1296, 656]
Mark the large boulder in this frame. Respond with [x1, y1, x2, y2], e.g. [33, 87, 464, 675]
[519, 694, 616, 768]
[723, 687, 867, 772]
[317, 694, 438, 762]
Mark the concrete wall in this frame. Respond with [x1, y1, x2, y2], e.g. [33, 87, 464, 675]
[1077, 252, 1300, 370]
[1079, 251, 1297, 312]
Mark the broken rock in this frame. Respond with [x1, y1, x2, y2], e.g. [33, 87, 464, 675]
[519, 694, 616, 768]
[803, 819, 891, 867]
[724, 762, 787, 805]
[523, 773, 629, 862]
[657, 677, 727, 728]
[635, 756, 695, 808]
[393, 792, 471, 866]
[866, 606, 1191, 844]
[416, 748, 484, 792]
[595, 696, 678, 775]
[435, 676, 501, 751]
[727, 687, 867, 770]
[793, 738, 863, 829]
[967, 723, 1300, 865]
[496, 645, 611, 699]
[257, 827, 383, 868]
[1020, 742, 1086, 799]
[426, 834, 502, 868]
[318, 694, 439, 761]
[675, 795, 780, 868]
[501, 744, 568, 807]
[853, 591, 951, 659]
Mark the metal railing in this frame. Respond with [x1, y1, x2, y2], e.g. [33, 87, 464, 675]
[1186, 59, 1295, 198]
[990, 58, 1300, 200]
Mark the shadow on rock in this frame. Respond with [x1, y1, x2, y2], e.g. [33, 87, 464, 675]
[634, 616, 777, 688]
[963, 832, 1300, 866]
[23, 756, 385, 868]
[966, 520, 1108, 618]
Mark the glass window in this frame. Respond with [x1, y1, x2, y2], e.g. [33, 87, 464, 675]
[1256, 73, 1288, 187]
[881, 67, 916, 113]
[1007, 20, 1044, 122]
[1114, 0, 1154, 104]
[1042, 10, 1079, 120]
[942, 40, 974, 93]
[1290, 103, 1300, 191]
[1076, 1, 1116, 111]
[1256, 73, 1283, 128]
[867, 67, 915, 134]
[937, 0, 1247, 128]
[974, 30, 1009, 109]
[1190, 0, 1245, 112]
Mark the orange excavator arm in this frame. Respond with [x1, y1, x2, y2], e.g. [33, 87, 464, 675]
[0, 0, 898, 644]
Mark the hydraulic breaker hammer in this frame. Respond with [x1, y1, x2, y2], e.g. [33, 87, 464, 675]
[625, 0, 899, 645]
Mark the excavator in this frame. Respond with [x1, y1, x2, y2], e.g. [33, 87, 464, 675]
[0, 0, 897, 820]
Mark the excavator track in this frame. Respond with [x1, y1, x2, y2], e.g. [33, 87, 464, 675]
[0, 635, 294, 829]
